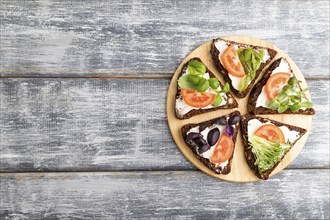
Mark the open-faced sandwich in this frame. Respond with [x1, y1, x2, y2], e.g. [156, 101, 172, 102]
[241, 114, 307, 180]
[248, 57, 315, 115]
[175, 57, 238, 119]
[182, 111, 241, 174]
[210, 38, 277, 98]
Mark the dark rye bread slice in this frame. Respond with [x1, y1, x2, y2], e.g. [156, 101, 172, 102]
[181, 111, 241, 175]
[210, 38, 277, 98]
[240, 114, 307, 180]
[175, 57, 238, 120]
[248, 57, 315, 115]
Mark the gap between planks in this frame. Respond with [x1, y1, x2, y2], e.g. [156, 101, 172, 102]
[0, 75, 329, 80]
[0, 75, 172, 79]
[1, 167, 329, 174]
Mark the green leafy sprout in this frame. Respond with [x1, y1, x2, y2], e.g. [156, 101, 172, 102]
[249, 135, 290, 174]
[267, 76, 313, 113]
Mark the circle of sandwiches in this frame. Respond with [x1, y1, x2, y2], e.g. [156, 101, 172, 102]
[175, 38, 315, 180]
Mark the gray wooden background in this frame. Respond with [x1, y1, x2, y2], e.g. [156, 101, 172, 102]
[0, 0, 329, 219]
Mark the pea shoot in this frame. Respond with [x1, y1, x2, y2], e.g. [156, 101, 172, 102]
[267, 76, 313, 113]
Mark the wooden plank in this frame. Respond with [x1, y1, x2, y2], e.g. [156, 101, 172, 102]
[0, 78, 329, 172]
[0, 170, 329, 219]
[0, 0, 329, 77]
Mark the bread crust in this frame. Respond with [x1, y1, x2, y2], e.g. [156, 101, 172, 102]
[210, 38, 278, 98]
[181, 111, 241, 175]
[240, 114, 307, 180]
[247, 58, 315, 115]
[175, 57, 238, 120]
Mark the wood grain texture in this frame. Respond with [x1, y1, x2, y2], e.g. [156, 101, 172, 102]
[0, 170, 329, 219]
[1, 0, 328, 217]
[0, 0, 329, 77]
[0, 78, 329, 172]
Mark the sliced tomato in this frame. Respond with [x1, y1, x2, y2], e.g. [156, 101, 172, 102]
[254, 124, 285, 144]
[180, 88, 215, 108]
[180, 88, 196, 97]
[211, 133, 234, 163]
[220, 45, 245, 77]
[265, 72, 291, 100]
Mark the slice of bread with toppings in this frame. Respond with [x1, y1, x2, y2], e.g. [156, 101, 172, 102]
[240, 114, 306, 180]
[175, 57, 238, 119]
[248, 57, 315, 115]
[181, 111, 241, 174]
[210, 38, 277, 98]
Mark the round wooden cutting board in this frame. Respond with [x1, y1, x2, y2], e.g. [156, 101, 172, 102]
[166, 36, 313, 182]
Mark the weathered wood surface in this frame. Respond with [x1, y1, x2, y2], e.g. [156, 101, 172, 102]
[0, 0, 329, 77]
[1, 78, 328, 172]
[0, 170, 329, 219]
[1, 0, 329, 218]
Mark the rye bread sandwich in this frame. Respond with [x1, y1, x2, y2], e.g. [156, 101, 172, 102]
[240, 114, 306, 180]
[210, 38, 277, 98]
[182, 111, 241, 174]
[175, 57, 238, 119]
[248, 57, 315, 115]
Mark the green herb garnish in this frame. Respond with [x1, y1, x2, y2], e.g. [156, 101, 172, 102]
[196, 78, 209, 92]
[209, 78, 220, 89]
[267, 76, 313, 113]
[236, 48, 265, 92]
[222, 82, 230, 93]
[178, 74, 199, 91]
[178, 74, 210, 92]
[212, 82, 230, 106]
[178, 60, 231, 106]
[212, 93, 223, 106]
[249, 135, 290, 174]
[187, 60, 206, 75]
[187, 74, 201, 85]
